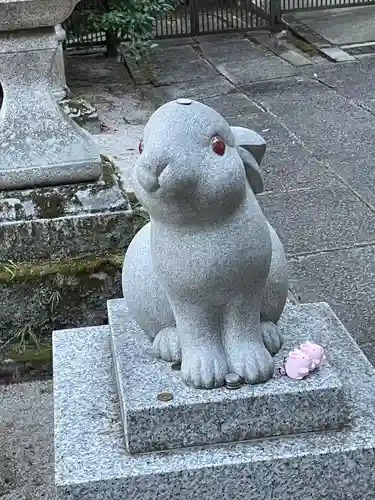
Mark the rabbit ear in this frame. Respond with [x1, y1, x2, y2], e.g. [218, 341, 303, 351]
[231, 127, 267, 166]
[289, 352, 297, 358]
[237, 147, 264, 194]
[231, 126, 266, 195]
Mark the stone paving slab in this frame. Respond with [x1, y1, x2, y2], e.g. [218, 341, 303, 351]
[65, 53, 132, 87]
[75, 84, 156, 128]
[252, 32, 314, 67]
[196, 93, 332, 192]
[0, 381, 54, 500]
[245, 76, 375, 163]
[319, 46, 356, 63]
[322, 156, 375, 210]
[131, 45, 219, 86]
[289, 245, 375, 358]
[258, 184, 375, 256]
[199, 92, 263, 121]
[200, 37, 300, 85]
[288, 6, 375, 46]
[305, 58, 375, 115]
[141, 76, 235, 107]
[359, 341, 375, 368]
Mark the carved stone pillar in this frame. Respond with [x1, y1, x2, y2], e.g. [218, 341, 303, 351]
[0, 0, 101, 189]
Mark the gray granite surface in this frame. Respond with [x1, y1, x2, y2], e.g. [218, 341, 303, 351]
[109, 299, 348, 454]
[198, 92, 333, 193]
[0, 28, 101, 189]
[320, 46, 356, 62]
[0, 380, 54, 500]
[123, 99, 290, 390]
[0, 0, 79, 31]
[305, 58, 375, 115]
[142, 77, 235, 107]
[0, 160, 132, 262]
[54, 302, 375, 499]
[51, 30, 67, 99]
[129, 44, 218, 86]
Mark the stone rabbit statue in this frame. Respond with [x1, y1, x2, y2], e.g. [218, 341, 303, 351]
[123, 99, 288, 389]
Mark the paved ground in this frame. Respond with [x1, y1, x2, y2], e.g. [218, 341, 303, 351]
[0, 381, 54, 499]
[4, 31, 375, 498]
[286, 5, 375, 46]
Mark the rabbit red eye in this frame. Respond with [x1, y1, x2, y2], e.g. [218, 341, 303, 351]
[211, 135, 226, 156]
[138, 139, 144, 154]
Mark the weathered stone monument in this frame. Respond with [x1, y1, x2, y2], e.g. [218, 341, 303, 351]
[54, 100, 375, 499]
[52, 24, 69, 100]
[0, 0, 132, 360]
[0, 0, 100, 188]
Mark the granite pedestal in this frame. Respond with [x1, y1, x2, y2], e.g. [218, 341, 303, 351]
[0, 27, 101, 189]
[109, 300, 349, 454]
[53, 301, 375, 499]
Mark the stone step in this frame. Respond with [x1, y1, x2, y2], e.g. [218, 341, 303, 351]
[53, 302, 375, 500]
[108, 299, 349, 454]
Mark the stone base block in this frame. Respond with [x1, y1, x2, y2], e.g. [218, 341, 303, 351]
[53, 303, 375, 500]
[0, 158, 132, 263]
[0, 159, 138, 369]
[109, 299, 349, 454]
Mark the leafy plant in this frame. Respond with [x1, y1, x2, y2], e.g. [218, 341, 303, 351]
[87, 0, 180, 60]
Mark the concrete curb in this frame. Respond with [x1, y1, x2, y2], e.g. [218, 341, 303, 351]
[282, 13, 356, 62]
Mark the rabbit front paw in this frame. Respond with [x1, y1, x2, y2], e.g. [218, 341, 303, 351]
[152, 326, 181, 362]
[226, 340, 274, 384]
[261, 321, 283, 356]
[181, 345, 228, 389]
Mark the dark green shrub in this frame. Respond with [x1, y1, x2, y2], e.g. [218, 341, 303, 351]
[88, 0, 179, 59]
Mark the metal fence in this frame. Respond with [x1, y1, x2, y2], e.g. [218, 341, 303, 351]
[64, 0, 106, 48]
[63, 0, 276, 49]
[63, 0, 375, 49]
[153, 0, 276, 38]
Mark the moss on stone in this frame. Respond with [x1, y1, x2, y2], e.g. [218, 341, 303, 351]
[31, 190, 67, 219]
[0, 250, 124, 382]
[28, 157, 124, 218]
[293, 39, 318, 55]
[101, 155, 120, 187]
[4, 342, 52, 363]
[0, 252, 124, 284]
[1, 341, 53, 383]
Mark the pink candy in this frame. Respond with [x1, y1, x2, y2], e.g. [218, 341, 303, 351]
[299, 341, 326, 370]
[284, 349, 313, 380]
[282, 342, 326, 380]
